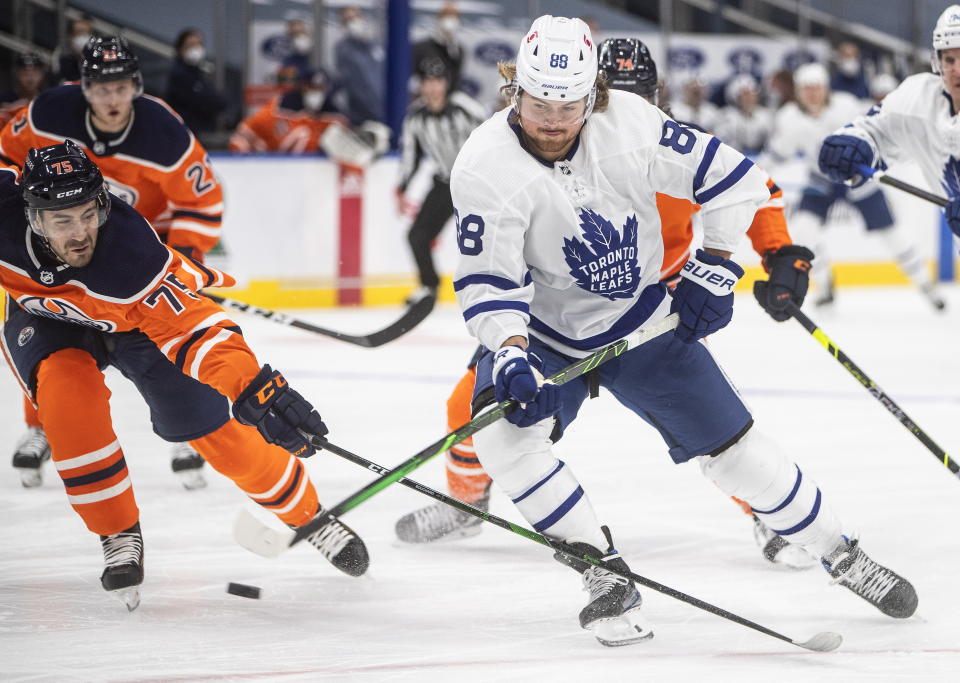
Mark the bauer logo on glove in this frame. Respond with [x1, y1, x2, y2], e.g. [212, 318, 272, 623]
[680, 255, 740, 295]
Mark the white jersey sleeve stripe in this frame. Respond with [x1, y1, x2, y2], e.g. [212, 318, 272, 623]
[463, 299, 530, 322]
[692, 136, 722, 194]
[453, 272, 531, 292]
[695, 158, 755, 204]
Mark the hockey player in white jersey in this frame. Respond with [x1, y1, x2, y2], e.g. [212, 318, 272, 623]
[819, 4, 960, 254]
[768, 62, 945, 310]
[452, 15, 917, 646]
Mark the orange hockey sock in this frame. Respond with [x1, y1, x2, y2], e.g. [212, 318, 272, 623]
[191, 420, 319, 528]
[36, 349, 139, 536]
[445, 366, 491, 503]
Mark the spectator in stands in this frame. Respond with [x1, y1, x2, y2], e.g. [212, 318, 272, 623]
[229, 68, 349, 154]
[0, 52, 49, 128]
[53, 14, 95, 84]
[714, 73, 772, 156]
[869, 72, 899, 103]
[830, 41, 870, 99]
[412, 2, 464, 91]
[281, 18, 314, 75]
[766, 68, 795, 109]
[670, 75, 719, 131]
[335, 6, 385, 125]
[165, 29, 227, 137]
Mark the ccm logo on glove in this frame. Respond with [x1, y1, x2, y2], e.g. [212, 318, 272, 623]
[255, 373, 287, 405]
[681, 258, 739, 295]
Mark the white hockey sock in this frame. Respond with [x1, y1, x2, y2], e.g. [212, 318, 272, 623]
[699, 428, 843, 559]
[473, 418, 607, 549]
[793, 210, 832, 294]
[879, 226, 933, 288]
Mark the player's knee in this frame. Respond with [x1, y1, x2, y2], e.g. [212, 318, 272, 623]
[36, 349, 110, 421]
[472, 418, 554, 492]
[698, 427, 795, 504]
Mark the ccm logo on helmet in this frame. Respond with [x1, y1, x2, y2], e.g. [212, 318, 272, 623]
[55, 188, 83, 199]
[527, 30, 538, 43]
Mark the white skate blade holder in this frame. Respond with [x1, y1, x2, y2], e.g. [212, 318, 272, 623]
[590, 609, 655, 647]
[111, 586, 140, 612]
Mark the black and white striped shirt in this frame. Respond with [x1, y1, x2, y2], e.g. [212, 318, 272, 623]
[398, 91, 487, 191]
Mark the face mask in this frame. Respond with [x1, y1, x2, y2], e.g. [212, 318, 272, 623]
[293, 34, 312, 54]
[72, 33, 92, 53]
[839, 57, 860, 77]
[438, 17, 459, 35]
[183, 46, 205, 65]
[303, 90, 324, 110]
[347, 19, 370, 41]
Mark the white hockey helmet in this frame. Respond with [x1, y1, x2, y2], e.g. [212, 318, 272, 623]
[932, 4, 960, 72]
[794, 62, 829, 88]
[513, 15, 598, 118]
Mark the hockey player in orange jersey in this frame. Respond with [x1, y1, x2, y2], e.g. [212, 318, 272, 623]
[229, 66, 390, 166]
[1, 37, 224, 489]
[0, 141, 368, 610]
[395, 38, 818, 571]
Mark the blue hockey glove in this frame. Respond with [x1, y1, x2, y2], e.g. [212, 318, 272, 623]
[754, 245, 815, 322]
[493, 346, 560, 428]
[818, 134, 874, 187]
[232, 365, 328, 457]
[946, 197, 960, 239]
[670, 249, 744, 343]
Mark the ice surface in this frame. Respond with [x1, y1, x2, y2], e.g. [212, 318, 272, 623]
[1, 287, 958, 681]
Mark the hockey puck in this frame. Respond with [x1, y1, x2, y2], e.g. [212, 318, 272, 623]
[226, 582, 261, 599]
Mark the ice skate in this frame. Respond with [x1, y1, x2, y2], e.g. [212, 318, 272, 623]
[813, 274, 835, 307]
[298, 508, 370, 577]
[404, 285, 437, 306]
[920, 282, 946, 312]
[395, 490, 489, 543]
[170, 442, 206, 490]
[557, 527, 653, 647]
[752, 515, 817, 570]
[100, 522, 144, 612]
[11, 426, 52, 488]
[823, 537, 917, 618]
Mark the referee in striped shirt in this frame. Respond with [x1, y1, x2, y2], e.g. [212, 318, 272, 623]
[397, 59, 486, 299]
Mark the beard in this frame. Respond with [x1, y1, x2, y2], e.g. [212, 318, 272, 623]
[54, 238, 95, 267]
[520, 125, 580, 159]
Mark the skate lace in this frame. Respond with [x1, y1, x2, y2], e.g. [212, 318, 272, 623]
[582, 565, 628, 599]
[411, 503, 462, 536]
[307, 519, 354, 560]
[102, 531, 142, 569]
[831, 549, 899, 603]
[16, 428, 49, 457]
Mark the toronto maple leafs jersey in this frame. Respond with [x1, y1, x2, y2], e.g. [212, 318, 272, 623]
[767, 91, 870, 181]
[450, 89, 770, 357]
[837, 73, 960, 200]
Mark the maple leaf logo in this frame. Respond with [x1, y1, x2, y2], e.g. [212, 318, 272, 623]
[562, 209, 640, 301]
[942, 156, 960, 199]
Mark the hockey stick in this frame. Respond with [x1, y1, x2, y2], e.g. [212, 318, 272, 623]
[323, 441, 839, 651]
[856, 164, 949, 207]
[203, 291, 435, 348]
[777, 293, 959, 480]
[233, 313, 680, 557]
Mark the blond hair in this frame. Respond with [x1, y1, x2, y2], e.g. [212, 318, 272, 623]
[497, 61, 609, 113]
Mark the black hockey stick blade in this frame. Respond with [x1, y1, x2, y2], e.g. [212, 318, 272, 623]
[317, 440, 843, 652]
[204, 291, 435, 348]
